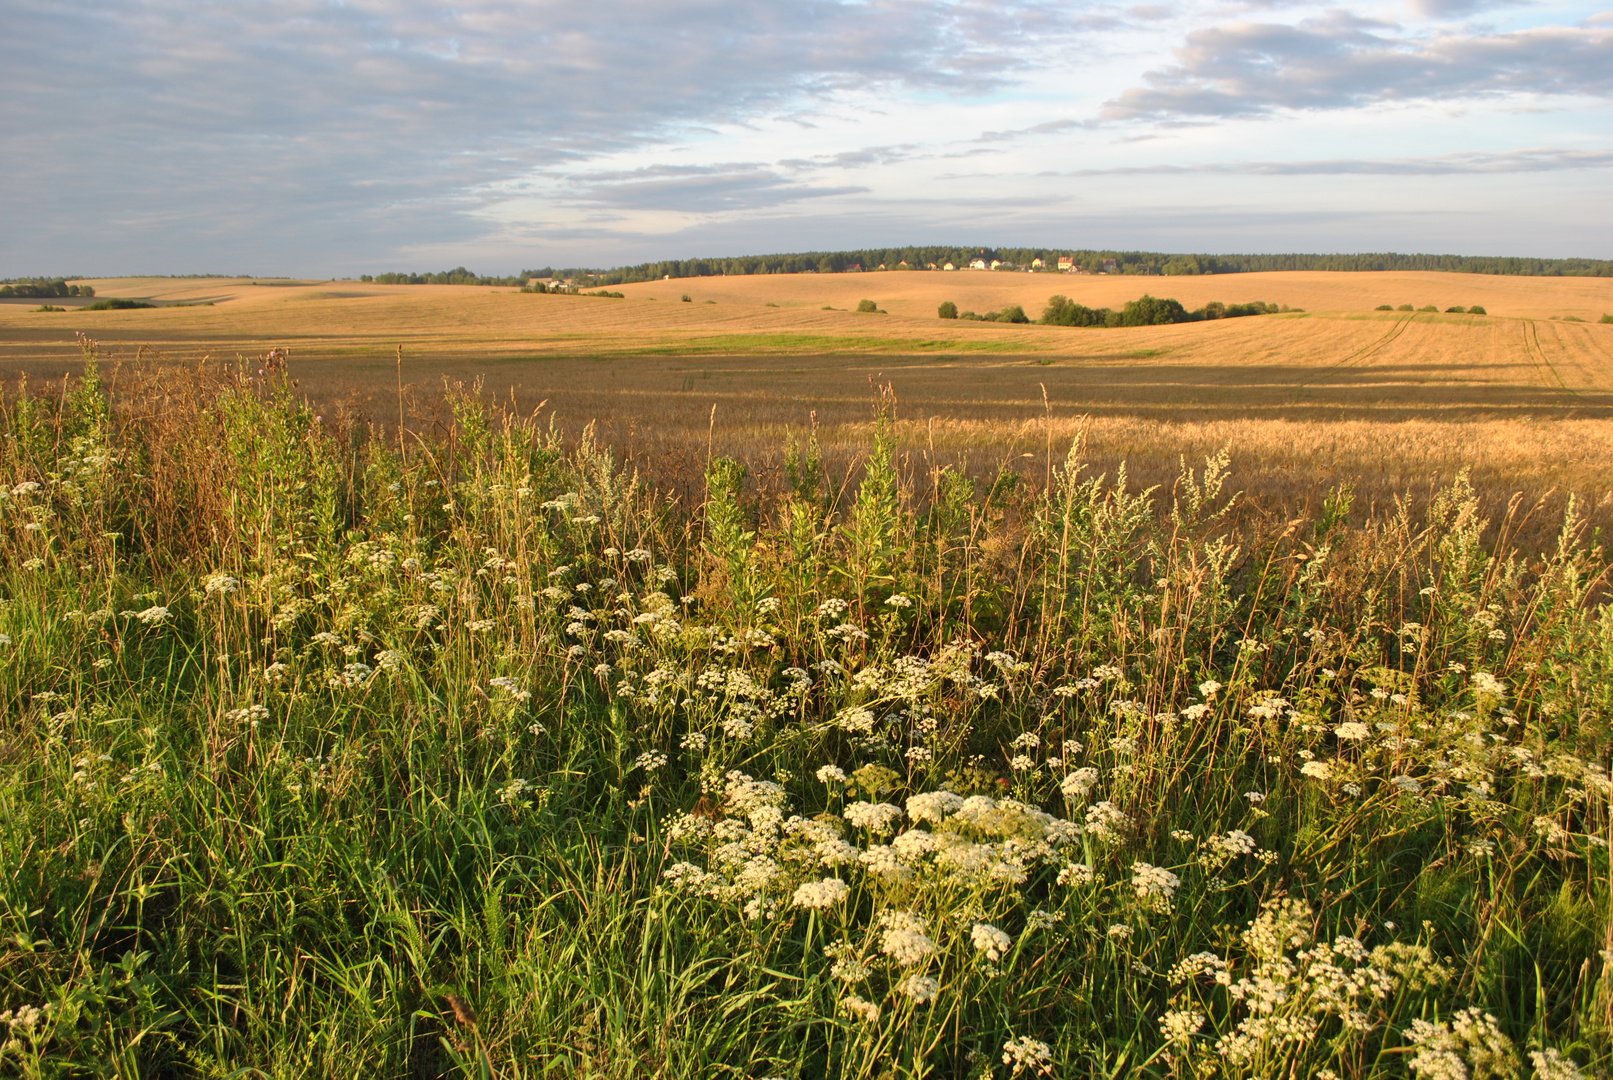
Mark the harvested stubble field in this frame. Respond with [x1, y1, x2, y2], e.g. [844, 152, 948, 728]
[2, 270, 1612, 536]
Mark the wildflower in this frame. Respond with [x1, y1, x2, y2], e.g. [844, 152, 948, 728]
[1529, 1049, 1586, 1080]
[1085, 801, 1131, 843]
[1334, 721, 1370, 741]
[1001, 1034, 1054, 1076]
[1300, 760, 1333, 781]
[897, 973, 940, 1003]
[1160, 1008, 1206, 1045]
[1472, 671, 1506, 699]
[833, 706, 877, 735]
[838, 993, 881, 1024]
[816, 764, 847, 785]
[791, 878, 850, 910]
[1198, 679, 1223, 698]
[202, 572, 239, 596]
[1404, 1008, 1518, 1080]
[132, 605, 171, 625]
[1057, 862, 1095, 886]
[1131, 862, 1181, 910]
[633, 750, 669, 774]
[1060, 767, 1100, 801]
[905, 790, 963, 823]
[971, 922, 1013, 962]
[878, 911, 936, 967]
[843, 801, 903, 833]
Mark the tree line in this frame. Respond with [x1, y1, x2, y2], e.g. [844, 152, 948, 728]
[545, 248, 1613, 285]
[0, 279, 95, 298]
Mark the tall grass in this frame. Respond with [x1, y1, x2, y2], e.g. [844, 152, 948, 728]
[1, 346, 1610, 1077]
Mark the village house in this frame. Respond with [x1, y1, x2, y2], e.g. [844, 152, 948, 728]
[969, 258, 988, 271]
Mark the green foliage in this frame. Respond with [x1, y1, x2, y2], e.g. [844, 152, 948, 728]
[856, 299, 882, 314]
[82, 298, 155, 310]
[937, 300, 958, 319]
[1376, 304, 1394, 311]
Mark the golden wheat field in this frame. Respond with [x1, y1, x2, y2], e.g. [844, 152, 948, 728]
[3, 270, 1612, 532]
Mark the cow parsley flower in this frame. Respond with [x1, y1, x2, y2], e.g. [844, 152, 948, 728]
[791, 878, 849, 910]
[971, 922, 1013, 962]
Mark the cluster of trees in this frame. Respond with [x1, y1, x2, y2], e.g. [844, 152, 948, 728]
[360, 267, 528, 286]
[936, 295, 1283, 328]
[1375, 303, 1488, 314]
[938, 300, 1029, 323]
[1058, 295, 1285, 326]
[1041, 295, 1284, 327]
[0, 279, 95, 298]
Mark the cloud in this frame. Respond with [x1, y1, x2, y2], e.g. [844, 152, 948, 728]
[1102, 13, 1613, 121]
[1044, 147, 1613, 176]
[0, 0, 1092, 272]
[558, 163, 868, 213]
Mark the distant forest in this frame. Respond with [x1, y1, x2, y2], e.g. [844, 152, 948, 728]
[515, 248, 1613, 284]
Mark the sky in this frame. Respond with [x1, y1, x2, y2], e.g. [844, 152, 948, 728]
[3, 0, 1611, 277]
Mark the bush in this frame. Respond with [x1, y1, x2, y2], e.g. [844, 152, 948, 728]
[681, 294, 692, 302]
[1398, 304, 1415, 311]
[1445, 306, 1466, 314]
[82, 298, 155, 310]
[1419, 305, 1439, 313]
[1598, 313, 1610, 323]
[856, 299, 882, 314]
[1375, 304, 1394, 311]
[1469, 305, 1487, 315]
[938, 301, 958, 319]
[31, 304, 65, 313]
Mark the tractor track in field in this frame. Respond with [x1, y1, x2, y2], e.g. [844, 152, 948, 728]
[1521, 318, 1577, 396]
[1298, 313, 1416, 388]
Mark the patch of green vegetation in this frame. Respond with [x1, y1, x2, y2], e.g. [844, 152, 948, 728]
[82, 298, 156, 310]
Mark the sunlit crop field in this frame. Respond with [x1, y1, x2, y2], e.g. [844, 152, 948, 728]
[3, 271, 1611, 533]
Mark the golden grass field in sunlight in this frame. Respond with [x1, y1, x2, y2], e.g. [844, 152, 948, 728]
[3, 269, 1611, 531]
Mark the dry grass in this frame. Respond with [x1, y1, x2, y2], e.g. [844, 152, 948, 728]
[2, 271, 1612, 538]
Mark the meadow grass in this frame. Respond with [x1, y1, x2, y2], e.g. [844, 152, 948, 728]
[1, 344, 1611, 1076]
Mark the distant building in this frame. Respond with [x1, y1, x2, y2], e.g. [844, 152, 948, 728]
[942, 262, 957, 271]
[969, 258, 988, 271]
[1030, 257, 1044, 269]
[1056, 256, 1074, 272]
